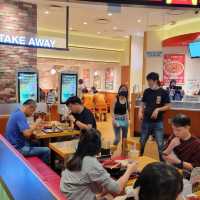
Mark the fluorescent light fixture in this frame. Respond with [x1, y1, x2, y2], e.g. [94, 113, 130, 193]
[108, 13, 112, 16]
[83, 22, 88, 25]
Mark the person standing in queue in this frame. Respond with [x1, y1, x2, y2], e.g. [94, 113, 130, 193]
[138, 72, 170, 159]
[5, 99, 50, 164]
[65, 96, 96, 130]
[112, 85, 129, 153]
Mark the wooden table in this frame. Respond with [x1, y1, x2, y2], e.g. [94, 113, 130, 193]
[49, 139, 78, 159]
[34, 129, 80, 140]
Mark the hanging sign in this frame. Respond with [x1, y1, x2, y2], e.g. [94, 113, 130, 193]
[0, 33, 55, 48]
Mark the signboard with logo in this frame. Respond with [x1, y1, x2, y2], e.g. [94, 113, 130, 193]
[163, 54, 185, 85]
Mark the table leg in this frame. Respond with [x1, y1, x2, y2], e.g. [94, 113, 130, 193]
[50, 150, 56, 170]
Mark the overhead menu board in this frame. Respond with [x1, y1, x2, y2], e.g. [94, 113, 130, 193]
[60, 73, 78, 104]
[17, 72, 38, 104]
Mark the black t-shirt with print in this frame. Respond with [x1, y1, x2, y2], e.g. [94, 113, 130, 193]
[72, 107, 96, 130]
[142, 88, 170, 122]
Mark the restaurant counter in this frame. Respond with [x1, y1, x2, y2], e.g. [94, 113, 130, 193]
[130, 96, 200, 137]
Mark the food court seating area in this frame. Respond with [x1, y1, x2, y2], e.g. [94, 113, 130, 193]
[82, 92, 116, 121]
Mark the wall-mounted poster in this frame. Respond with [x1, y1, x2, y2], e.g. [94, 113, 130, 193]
[60, 73, 78, 104]
[17, 72, 38, 103]
[93, 72, 101, 89]
[105, 68, 114, 90]
[82, 69, 90, 87]
[163, 54, 185, 85]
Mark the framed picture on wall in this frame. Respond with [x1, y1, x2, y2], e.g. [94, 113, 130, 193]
[105, 68, 114, 90]
[93, 72, 101, 89]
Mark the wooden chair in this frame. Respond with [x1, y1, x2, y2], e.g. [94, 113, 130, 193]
[82, 94, 95, 114]
[105, 92, 116, 113]
[0, 115, 9, 135]
[94, 94, 107, 121]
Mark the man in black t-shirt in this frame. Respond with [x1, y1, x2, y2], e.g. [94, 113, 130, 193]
[66, 96, 96, 130]
[138, 72, 170, 159]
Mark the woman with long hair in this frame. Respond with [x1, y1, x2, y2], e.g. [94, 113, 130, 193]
[60, 128, 138, 200]
[112, 85, 129, 152]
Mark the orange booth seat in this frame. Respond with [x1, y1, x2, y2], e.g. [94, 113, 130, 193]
[0, 115, 9, 135]
[94, 93, 107, 121]
[82, 94, 95, 114]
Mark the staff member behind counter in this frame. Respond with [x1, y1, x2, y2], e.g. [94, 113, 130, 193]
[65, 96, 96, 130]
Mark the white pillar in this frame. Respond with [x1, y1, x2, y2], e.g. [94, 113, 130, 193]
[130, 32, 144, 93]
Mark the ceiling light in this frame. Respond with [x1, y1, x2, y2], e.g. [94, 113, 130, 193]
[50, 68, 56, 75]
[94, 71, 98, 76]
[113, 26, 117, 30]
[97, 32, 101, 35]
[83, 22, 88, 25]
[108, 13, 112, 16]
[124, 35, 129, 38]
[44, 10, 49, 15]
[69, 27, 73, 31]
[137, 19, 141, 23]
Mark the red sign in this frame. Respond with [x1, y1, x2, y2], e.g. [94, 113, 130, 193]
[166, 0, 198, 5]
[163, 54, 185, 85]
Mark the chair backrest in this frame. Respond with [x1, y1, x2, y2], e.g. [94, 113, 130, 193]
[94, 93, 106, 105]
[0, 115, 9, 135]
[0, 136, 58, 200]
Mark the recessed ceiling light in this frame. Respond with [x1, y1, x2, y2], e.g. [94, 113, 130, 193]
[69, 27, 73, 31]
[137, 19, 141, 23]
[113, 26, 117, 30]
[108, 13, 112, 16]
[97, 32, 101, 34]
[83, 22, 88, 25]
[124, 35, 129, 38]
[44, 10, 49, 15]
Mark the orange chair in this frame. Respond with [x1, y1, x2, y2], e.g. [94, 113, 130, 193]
[94, 94, 107, 121]
[82, 94, 95, 114]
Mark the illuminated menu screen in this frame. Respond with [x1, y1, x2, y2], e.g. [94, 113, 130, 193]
[166, 0, 198, 5]
[18, 72, 38, 103]
[60, 73, 77, 104]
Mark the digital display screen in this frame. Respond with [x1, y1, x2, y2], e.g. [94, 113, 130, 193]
[17, 72, 38, 103]
[60, 73, 78, 104]
[189, 41, 200, 58]
[166, 0, 198, 5]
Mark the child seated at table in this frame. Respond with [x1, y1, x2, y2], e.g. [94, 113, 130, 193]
[60, 128, 138, 200]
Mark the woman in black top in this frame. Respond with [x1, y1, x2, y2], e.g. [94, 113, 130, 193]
[112, 85, 129, 148]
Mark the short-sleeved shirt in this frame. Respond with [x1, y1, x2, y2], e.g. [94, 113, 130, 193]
[60, 156, 120, 200]
[5, 108, 29, 149]
[72, 107, 96, 130]
[142, 88, 170, 122]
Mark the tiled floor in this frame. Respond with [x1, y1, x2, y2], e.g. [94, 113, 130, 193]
[97, 113, 159, 160]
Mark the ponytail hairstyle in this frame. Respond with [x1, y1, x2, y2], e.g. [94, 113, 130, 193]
[66, 128, 101, 171]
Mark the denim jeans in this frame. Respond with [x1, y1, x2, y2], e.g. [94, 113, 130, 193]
[18, 144, 50, 164]
[140, 121, 164, 158]
[113, 124, 128, 145]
